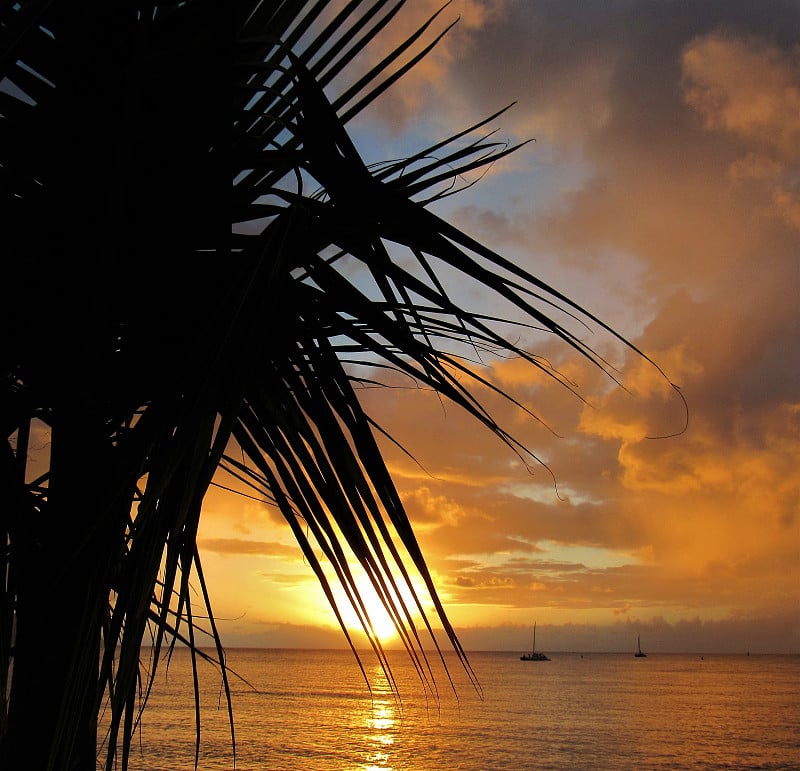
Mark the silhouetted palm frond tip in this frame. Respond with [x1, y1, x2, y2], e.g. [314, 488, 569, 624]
[0, 1, 678, 769]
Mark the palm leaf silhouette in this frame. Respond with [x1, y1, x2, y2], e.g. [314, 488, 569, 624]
[0, 1, 675, 768]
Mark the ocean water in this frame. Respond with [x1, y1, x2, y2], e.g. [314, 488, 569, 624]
[111, 648, 800, 771]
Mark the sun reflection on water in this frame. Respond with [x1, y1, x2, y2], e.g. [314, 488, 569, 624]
[364, 699, 395, 770]
[362, 666, 398, 771]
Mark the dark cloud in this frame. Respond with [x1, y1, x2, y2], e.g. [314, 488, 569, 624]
[447, 609, 799, 653]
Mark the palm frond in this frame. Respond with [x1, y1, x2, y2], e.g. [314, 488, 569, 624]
[0, 1, 679, 769]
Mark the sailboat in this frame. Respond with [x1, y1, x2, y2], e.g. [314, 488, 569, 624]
[520, 622, 550, 661]
[634, 633, 647, 658]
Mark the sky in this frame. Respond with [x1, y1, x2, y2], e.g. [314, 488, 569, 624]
[197, 0, 799, 654]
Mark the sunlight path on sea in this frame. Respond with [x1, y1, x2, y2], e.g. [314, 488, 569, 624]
[110, 649, 800, 770]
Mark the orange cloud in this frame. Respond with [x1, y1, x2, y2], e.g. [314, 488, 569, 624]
[771, 185, 800, 231]
[401, 486, 468, 529]
[342, 0, 510, 130]
[681, 33, 800, 159]
[198, 538, 300, 557]
[682, 33, 800, 232]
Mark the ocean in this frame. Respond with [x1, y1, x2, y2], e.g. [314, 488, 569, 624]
[111, 648, 800, 770]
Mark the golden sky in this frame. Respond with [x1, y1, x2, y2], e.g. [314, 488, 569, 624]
[198, 0, 799, 654]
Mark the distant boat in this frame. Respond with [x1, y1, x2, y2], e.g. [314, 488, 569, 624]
[520, 622, 550, 661]
[634, 633, 647, 658]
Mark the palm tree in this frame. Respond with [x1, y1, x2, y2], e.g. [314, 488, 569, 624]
[0, 1, 669, 768]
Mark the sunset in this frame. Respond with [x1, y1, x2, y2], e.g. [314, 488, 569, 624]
[192, 0, 799, 657]
[2, 1, 798, 768]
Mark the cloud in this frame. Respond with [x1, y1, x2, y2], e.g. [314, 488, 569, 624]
[340, 0, 510, 131]
[681, 32, 800, 159]
[199, 537, 300, 557]
[448, 611, 799, 653]
[401, 486, 468, 529]
[681, 31, 800, 234]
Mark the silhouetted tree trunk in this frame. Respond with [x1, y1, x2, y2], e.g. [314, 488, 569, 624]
[7, 420, 110, 767]
[1, 3, 229, 766]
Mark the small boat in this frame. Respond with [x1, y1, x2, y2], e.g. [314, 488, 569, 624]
[520, 622, 550, 661]
[634, 633, 647, 658]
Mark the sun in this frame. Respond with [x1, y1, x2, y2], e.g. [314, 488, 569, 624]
[310, 563, 434, 647]
[318, 566, 410, 645]
[331, 575, 402, 645]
